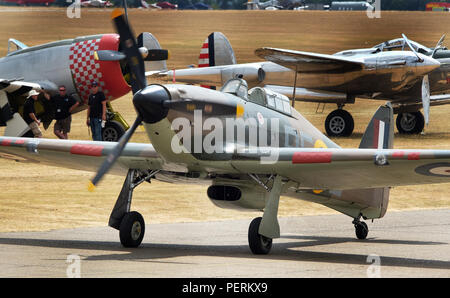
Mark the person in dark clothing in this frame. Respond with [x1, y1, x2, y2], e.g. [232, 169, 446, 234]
[86, 81, 107, 141]
[44, 85, 79, 139]
[23, 90, 42, 138]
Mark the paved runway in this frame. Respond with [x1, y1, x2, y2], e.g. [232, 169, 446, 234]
[0, 209, 449, 278]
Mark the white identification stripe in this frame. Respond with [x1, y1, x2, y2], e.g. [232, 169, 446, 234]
[200, 48, 209, 54]
[198, 58, 209, 65]
[377, 120, 385, 149]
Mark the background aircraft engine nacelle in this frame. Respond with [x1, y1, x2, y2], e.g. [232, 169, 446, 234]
[221, 66, 265, 87]
[207, 181, 268, 211]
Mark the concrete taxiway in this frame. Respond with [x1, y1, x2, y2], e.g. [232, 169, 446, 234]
[0, 209, 449, 277]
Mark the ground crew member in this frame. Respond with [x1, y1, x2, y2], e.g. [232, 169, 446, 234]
[86, 81, 107, 141]
[44, 85, 79, 139]
[23, 90, 42, 138]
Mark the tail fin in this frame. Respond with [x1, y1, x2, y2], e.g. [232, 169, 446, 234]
[198, 32, 236, 68]
[359, 104, 394, 149]
[137, 32, 167, 73]
[198, 32, 236, 89]
[339, 104, 393, 220]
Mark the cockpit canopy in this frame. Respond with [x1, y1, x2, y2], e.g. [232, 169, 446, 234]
[221, 78, 292, 116]
[373, 38, 432, 55]
[248, 87, 292, 116]
[220, 78, 248, 100]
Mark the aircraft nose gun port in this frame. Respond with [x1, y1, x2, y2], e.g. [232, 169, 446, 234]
[133, 84, 171, 124]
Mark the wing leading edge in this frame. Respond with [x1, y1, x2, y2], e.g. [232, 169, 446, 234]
[0, 137, 162, 175]
[255, 47, 366, 73]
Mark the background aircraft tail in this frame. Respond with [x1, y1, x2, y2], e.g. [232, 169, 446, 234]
[137, 32, 167, 73]
[198, 32, 236, 89]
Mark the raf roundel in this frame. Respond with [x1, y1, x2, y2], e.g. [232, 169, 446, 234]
[415, 163, 450, 177]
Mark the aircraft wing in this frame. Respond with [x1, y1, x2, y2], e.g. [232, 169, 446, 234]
[2, 137, 450, 191]
[230, 148, 450, 190]
[254, 47, 365, 72]
[0, 137, 162, 175]
[0, 79, 45, 96]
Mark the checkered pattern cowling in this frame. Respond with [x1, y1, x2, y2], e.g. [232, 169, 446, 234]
[69, 39, 110, 104]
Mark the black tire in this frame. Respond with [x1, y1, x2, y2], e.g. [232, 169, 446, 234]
[396, 112, 425, 134]
[119, 211, 145, 248]
[325, 109, 354, 137]
[102, 120, 126, 142]
[355, 222, 368, 240]
[248, 217, 272, 255]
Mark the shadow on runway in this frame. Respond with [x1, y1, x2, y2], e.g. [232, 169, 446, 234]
[0, 234, 448, 270]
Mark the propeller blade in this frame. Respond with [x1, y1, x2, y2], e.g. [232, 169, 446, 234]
[88, 115, 142, 191]
[145, 49, 170, 61]
[94, 50, 126, 61]
[422, 75, 430, 125]
[402, 34, 423, 62]
[432, 34, 446, 57]
[111, 8, 147, 94]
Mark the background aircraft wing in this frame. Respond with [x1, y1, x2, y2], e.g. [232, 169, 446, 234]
[0, 79, 46, 96]
[231, 147, 450, 190]
[430, 94, 450, 106]
[255, 47, 365, 72]
[0, 137, 163, 175]
[264, 85, 346, 102]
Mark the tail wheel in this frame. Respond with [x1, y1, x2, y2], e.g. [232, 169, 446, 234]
[355, 222, 368, 240]
[396, 112, 425, 134]
[248, 217, 272, 255]
[119, 211, 145, 248]
[325, 109, 354, 137]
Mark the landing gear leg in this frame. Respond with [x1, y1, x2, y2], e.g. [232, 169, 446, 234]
[109, 169, 159, 247]
[248, 175, 284, 255]
[352, 214, 369, 240]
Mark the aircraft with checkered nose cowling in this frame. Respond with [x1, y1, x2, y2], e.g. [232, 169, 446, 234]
[0, 14, 169, 141]
[2, 9, 450, 255]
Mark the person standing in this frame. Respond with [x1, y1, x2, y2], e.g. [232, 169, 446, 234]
[86, 81, 107, 141]
[23, 90, 42, 138]
[44, 85, 79, 139]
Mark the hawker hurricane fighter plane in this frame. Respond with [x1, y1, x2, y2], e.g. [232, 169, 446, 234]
[0, 18, 169, 141]
[2, 11, 450, 255]
[151, 33, 448, 137]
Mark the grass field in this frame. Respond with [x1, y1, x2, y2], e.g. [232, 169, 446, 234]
[0, 8, 450, 232]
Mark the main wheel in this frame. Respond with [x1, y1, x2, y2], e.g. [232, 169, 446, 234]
[119, 211, 145, 248]
[102, 120, 126, 142]
[355, 222, 368, 240]
[396, 112, 425, 134]
[325, 109, 354, 137]
[248, 217, 272, 255]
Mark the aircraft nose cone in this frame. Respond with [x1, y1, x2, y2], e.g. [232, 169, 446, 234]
[133, 84, 170, 124]
[418, 55, 441, 74]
